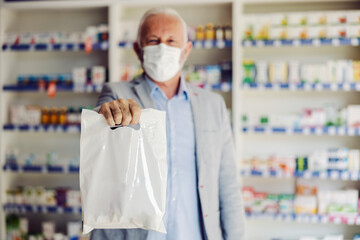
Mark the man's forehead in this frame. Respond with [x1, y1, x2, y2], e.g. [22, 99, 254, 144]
[141, 14, 184, 35]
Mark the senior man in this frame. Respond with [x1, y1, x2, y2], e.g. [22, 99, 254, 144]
[91, 7, 245, 240]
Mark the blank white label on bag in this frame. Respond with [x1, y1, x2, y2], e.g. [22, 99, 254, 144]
[80, 109, 167, 234]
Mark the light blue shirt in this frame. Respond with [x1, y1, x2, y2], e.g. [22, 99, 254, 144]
[145, 76, 203, 240]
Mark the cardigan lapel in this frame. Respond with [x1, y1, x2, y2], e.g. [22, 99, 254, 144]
[187, 83, 203, 176]
[132, 76, 156, 109]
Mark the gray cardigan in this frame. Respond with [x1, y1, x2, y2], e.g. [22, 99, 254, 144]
[90, 75, 245, 240]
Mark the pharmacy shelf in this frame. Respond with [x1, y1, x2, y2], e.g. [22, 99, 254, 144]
[3, 204, 81, 215]
[242, 82, 360, 91]
[1, 42, 109, 52]
[3, 84, 102, 93]
[246, 212, 360, 226]
[242, 38, 360, 48]
[3, 164, 79, 174]
[242, 126, 360, 136]
[201, 82, 232, 92]
[119, 40, 232, 49]
[240, 169, 360, 181]
[3, 124, 81, 133]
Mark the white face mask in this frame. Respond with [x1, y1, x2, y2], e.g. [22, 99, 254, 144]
[142, 43, 182, 82]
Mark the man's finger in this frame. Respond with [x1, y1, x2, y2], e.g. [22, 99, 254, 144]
[129, 100, 142, 125]
[110, 103, 123, 125]
[101, 105, 115, 126]
[119, 99, 131, 126]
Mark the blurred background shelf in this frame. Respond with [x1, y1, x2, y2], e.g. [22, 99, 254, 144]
[3, 164, 79, 174]
[3, 84, 103, 93]
[1, 42, 109, 52]
[241, 169, 360, 181]
[242, 38, 360, 48]
[245, 212, 360, 226]
[119, 39, 232, 49]
[3, 204, 82, 215]
[3, 124, 81, 133]
[242, 126, 360, 136]
[242, 82, 360, 91]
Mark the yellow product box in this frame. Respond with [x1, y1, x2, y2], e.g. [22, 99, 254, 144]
[353, 61, 360, 82]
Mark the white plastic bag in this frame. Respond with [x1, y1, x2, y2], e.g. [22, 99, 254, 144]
[80, 108, 167, 234]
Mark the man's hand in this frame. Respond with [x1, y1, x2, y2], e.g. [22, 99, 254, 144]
[99, 99, 142, 126]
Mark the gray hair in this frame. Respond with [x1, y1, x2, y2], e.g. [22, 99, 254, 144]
[136, 7, 188, 47]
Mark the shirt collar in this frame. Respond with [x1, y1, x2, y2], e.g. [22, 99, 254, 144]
[144, 74, 189, 100]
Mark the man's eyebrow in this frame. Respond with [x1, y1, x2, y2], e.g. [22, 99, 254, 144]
[147, 34, 159, 38]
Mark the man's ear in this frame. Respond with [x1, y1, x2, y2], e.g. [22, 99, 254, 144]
[184, 41, 193, 59]
[133, 42, 143, 62]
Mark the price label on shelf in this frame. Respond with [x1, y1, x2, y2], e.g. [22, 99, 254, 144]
[216, 40, 225, 49]
[338, 127, 345, 136]
[304, 171, 311, 179]
[289, 83, 297, 91]
[285, 214, 292, 222]
[315, 127, 323, 135]
[356, 83, 360, 91]
[194, 41, 202, 49]
[256, 40, 264, 48]
[304, 83, 311, 91]
[330, 83, 338, 91]
[332, 38, 340, 46]
[221, 83, 231, 92]
[348, 127, 355, 136]
[347, 218, 355, 225]
[351, 38, 359, 46]
[57, 207, 64, 214]
[321, 215, 329, 224]
[204, 40, 212, 49]
[244, 40, 252, 48]
[315, 84, 323, 91]
[101, 41, 109, 50]
[273, 84, 280, 91]
[333, 217, 341, 224]
[351, 171, 359, 181]
[328, 126, 336, 135]
[330, 171, 339, 180]
[313, 39, 321, 46]
[343, 83, 351, 91]
[293, 40, 300, 47]
[20, 206, 26, 213]
[61, 44, 67, 51]
[274, 40, 281, 47]
[341, 171, 349, 180]
[356, 217, 360, 225]
[320, 171, 327, 179]
[73, 44, 79, 51]
[286, 127, 293, 135]
[265, 127, 271, 135]
[311, 215, 318, 223]
[124, 41, 132, 49]
[303, 127, 310, 135]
